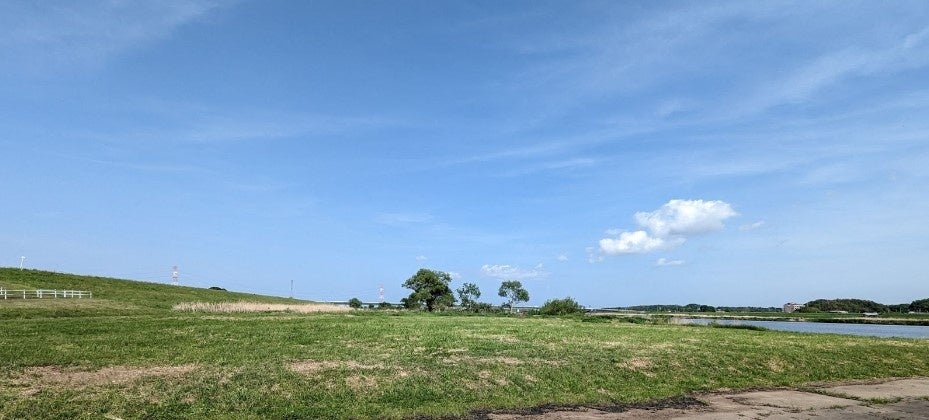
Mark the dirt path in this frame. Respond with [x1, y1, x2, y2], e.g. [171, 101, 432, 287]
[488, 378, 929, 419]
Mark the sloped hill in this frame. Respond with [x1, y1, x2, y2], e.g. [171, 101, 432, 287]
[0, 268, 306, 317]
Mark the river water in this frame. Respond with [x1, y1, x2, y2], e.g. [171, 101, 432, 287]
[681, 318, 929, 339]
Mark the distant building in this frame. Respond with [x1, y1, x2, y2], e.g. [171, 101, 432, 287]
[783, 302, 805, 313]
[863, 312, 879, 317]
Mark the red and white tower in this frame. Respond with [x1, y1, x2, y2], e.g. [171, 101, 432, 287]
[172, 265, 179, 286]
[379, 284, 385, 303]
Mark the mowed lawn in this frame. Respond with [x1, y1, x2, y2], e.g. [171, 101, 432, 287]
[2, 270, 929, 418]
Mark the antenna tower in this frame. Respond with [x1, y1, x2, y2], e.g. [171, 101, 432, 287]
[172, 265, 179, 286]
[379, 284, 384, 303]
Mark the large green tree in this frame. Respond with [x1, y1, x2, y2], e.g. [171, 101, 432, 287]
[498, 280, 529, 312]
[402, 269, 455, 312]
[456, 282, 481, 310]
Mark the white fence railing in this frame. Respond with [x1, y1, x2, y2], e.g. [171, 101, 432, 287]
[0, 289, 93, 300]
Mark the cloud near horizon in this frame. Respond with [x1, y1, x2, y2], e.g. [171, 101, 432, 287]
[656, 258, 686, 267]
[599, 199, 737, 256]
[480, 263, 547, 280]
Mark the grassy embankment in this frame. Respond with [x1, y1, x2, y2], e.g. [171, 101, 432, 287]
[3, 268, 929, 418]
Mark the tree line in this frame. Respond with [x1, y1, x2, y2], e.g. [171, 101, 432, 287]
[348, 268, 585, 315]
[398, 268, 531, 312]
[799, 298, 929, 314]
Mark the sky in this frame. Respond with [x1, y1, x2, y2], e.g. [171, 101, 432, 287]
[2, 1, 928, 308]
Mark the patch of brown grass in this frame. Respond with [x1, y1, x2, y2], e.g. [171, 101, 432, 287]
[173, 301, 352, 313]
[617, 357, 656, 377]
[10, 364, 197, 395]
[289, 360, 382, 374]
[442, 354, 562, 367]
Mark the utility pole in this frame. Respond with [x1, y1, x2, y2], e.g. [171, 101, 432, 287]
[290, 280, 294, 299]
[19, 256, 25, 270]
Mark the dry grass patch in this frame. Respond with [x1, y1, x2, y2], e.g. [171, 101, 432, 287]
[173, 301, 351, 313]
[443, 354, 562, 367]
[617, 357, 656, 377]
[8, 364, 197, 395]
[289, 360, 383, 374]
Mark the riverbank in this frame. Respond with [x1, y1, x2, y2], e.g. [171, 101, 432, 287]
[665, 312, 929, 326]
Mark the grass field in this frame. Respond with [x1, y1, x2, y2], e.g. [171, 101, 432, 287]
[3, 269, 929, 418]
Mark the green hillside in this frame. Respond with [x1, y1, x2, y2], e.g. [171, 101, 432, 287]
[0, 268, 305, 318]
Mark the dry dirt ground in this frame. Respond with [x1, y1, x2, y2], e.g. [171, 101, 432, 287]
[487, 378, 929, 420]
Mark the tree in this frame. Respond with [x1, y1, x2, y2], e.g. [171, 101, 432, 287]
[402, 268, 455, 312]
[348, 297, 362, 309]
[498, 280, 529, 312]
[456, 282, 481, 310]
[911, 298, 929, 313]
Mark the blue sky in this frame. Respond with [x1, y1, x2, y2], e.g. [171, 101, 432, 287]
[2, 1, 928, 307]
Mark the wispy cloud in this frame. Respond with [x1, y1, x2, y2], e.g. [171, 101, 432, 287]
[740, 221, 766, 232]
[376, 212, 434, 226]
[171, 113, 399, 144]
[736, 26, 929, 116]
[480, 263, 547, 280]
[0, 1, 229, 73]
[655, 258, 685, 267]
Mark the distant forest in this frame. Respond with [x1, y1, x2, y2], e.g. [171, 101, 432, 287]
[619, 298, 929, 313]
[799, 298, 929, 314]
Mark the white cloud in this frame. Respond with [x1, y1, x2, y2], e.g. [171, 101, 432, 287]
[740, 220, 766, 231]
[556, 253, 569, 262]
[599, 231, 678, 255]
[448, 271, 462, 280]
[598, 199, 737, 256]
[656, 258, 685, 267]
[415, 255, 428, 261]
[634, 199, 738, 237]
[480, 263, 547, 280]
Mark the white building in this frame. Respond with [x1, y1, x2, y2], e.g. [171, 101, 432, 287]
[783, 302, 805, 313]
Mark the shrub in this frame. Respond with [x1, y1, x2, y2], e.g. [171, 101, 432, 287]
[348, 298, 362, 309]
[540, 297, 585, 316]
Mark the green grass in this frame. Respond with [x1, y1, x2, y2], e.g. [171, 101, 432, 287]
[3, 269, 929, 418]
[0, 268, 304, 318]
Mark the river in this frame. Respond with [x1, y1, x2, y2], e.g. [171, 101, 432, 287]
[680, 318, 929, 339]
